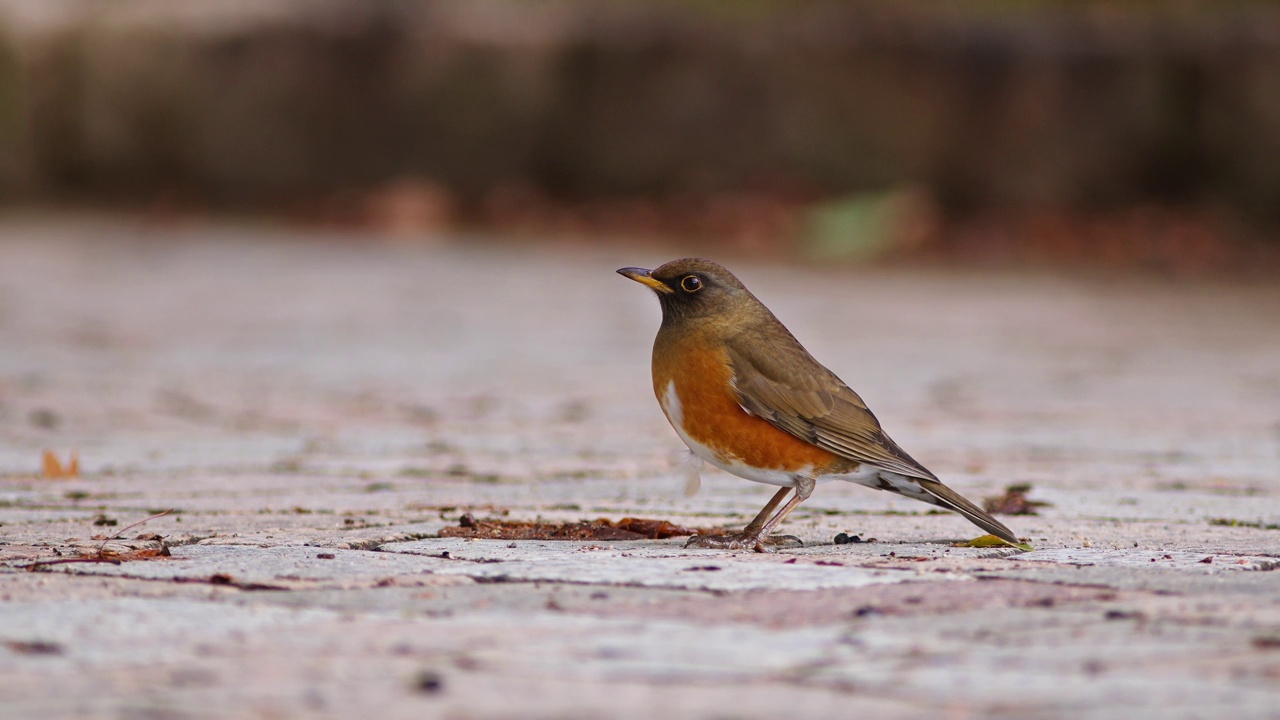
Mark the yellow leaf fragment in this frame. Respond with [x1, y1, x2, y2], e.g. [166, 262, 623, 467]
[954, 534, 1033, 551]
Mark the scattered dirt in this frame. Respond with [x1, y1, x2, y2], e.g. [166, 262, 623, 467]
[19, 510, 175, 570]
[983, 483, 1052, 515]
[439, 515, 710, 541]
[411, 670, 446, 695]
[22, 545, 171, 571]
[1210, 518, 1280, 531]
[4, 640, 65, 656]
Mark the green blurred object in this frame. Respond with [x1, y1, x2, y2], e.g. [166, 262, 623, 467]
[802, 191, 903, 262]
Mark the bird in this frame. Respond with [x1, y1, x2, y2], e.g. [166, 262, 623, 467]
[618, 258, 1019, 552]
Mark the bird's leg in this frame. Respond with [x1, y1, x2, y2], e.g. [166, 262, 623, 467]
[685, 486, 791, 551]
[686, 482, 812, 553]
[743, 476, 815, 550]
[741, 486, 793, 536]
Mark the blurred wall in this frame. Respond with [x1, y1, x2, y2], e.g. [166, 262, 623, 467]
[0, 0, 1278, 217]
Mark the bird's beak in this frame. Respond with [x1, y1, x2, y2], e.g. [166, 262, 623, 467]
[616, 267, 673, 294]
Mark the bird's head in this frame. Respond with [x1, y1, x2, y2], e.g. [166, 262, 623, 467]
[617, 258, 754, 324]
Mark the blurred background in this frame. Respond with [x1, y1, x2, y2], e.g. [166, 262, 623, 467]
[0, 0, 1278, 272]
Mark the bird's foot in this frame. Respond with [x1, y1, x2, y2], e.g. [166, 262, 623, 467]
[684, 533, 804, 553]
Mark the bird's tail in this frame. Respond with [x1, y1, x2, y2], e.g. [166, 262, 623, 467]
[916, 477, 1020, 546]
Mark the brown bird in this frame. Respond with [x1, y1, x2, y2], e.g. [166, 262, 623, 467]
[619, 258, 1019, 552]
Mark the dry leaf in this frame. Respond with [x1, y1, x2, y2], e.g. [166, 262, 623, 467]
[954, 534, 1034, 551]
[983, 483, 1051, 515]
[42, 450, 79, 479]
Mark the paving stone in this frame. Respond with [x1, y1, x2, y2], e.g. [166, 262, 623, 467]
[1013, 548, 1280, 572]
[384, 537, 968, 591]
[7, 544, 465, 590]
[0, 220, 1277, 719]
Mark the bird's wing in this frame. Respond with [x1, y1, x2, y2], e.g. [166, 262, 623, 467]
[723, 331, 938, 481]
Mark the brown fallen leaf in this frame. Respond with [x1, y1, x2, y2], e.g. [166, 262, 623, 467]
[440, 516, 710, 541]
[612, 517, 707, 539]
[42, 450, 79, 479]
[983, 483, 1051, 515]
[96, 546, 171, 562]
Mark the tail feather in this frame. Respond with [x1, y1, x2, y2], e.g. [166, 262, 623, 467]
[916, 477, 1020, 546]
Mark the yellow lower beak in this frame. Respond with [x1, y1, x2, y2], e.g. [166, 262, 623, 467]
[616, 267, 673, 294]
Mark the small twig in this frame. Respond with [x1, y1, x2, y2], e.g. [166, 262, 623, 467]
[97, 508, 174, 556]
[20, 508, 174, 571]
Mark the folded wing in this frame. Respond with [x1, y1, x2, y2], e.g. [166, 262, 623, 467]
[724, 331, 938, 481]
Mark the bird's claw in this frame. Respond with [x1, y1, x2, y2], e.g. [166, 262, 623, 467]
[762, 533, 804, 549]
[684, 533, 804, 553]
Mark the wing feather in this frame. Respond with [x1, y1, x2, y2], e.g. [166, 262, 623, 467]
[724, 332, 938, 481]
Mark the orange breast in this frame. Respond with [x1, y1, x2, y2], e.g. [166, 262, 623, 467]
[652, 334, 839, 473]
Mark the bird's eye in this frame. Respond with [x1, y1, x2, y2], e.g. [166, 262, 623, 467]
[680, 275, 703, 293]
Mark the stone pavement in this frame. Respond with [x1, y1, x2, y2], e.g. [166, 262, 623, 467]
[0, 217, 1278, 719]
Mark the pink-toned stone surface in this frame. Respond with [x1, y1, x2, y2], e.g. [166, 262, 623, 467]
[1, 217, 1278, 719]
